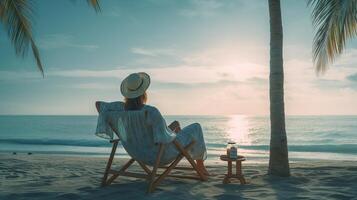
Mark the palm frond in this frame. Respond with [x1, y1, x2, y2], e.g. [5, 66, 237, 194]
[0, 0, 43, 76]
[0, 2, 4, 18]
[308, 0, 357, 74]
[87, 0, 100, 13]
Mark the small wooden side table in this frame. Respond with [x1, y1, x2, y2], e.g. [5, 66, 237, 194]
[220, 155, 246, 184]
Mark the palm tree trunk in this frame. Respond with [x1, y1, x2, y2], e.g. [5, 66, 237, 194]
[268, 0, 290, 177]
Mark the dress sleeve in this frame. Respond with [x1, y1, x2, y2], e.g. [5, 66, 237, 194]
[146, 106, 176, 144]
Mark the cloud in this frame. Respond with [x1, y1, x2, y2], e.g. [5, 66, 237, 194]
[177, 0, 249, 18]
[73, 83, 117, 90]
[103, 7, 121, 17]
[245, 77, 268, 85]
[0, 70, 42, 80]
[346, 73, 357, 91]
[128, 47, 184, 68]
[146, 0, 173, 4]
[347, 73, 357, 82]
[182, 45, 268, 67]
[48, 69, 124, 78]
[333, 48, 357, 68]
[313, 79, 348, 90]
[38, 34, 98, 50]
[131, 47, 176, 57]
[178, 0, 223, 17]
[152, 79, 241, 90]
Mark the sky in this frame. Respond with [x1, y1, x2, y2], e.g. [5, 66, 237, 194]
[0, 0, 357, 115]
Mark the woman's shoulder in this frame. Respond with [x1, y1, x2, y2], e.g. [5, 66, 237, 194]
[142, 105, 163, 118]
[142, 105, 164, 124]
[97, 101, 125, 113]
[143, 104, 160, 112]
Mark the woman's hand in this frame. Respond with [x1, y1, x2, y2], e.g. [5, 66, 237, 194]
[168, 120, 181, 133]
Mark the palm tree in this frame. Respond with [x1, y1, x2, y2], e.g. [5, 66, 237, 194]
[308, 0, 357, 73]
[267, 0, 357, 177]
[0, 0, 100, 76]
[268, 0, 290, 177]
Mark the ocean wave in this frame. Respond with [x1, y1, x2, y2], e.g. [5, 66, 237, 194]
[0, 139, 111, 147]
[1, 139, 357, 154]
[203, 143, 357, 154]
[239, 144, 357, 154]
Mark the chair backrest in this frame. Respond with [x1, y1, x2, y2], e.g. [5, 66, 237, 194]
[116, 110, 160, 165]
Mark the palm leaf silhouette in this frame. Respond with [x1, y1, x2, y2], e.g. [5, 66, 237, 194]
[0, 0, 101, 77]
[0, 0, 43, 76]
[308, 0, 357, 74]
[87, 0, 100, 12]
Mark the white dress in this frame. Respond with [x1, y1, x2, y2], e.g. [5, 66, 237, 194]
[95, 101, 207, 163]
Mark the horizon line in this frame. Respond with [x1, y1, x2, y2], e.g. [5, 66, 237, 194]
[1, 114, 357, 117]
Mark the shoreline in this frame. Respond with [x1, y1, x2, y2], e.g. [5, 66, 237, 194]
[1, 153, 357, 199]
[2, 149, 357, 163]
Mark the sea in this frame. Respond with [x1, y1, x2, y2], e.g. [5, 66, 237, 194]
[0, 115, 356, 163]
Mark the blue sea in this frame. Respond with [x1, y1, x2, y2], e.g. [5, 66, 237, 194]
[0, 115, 357, 163]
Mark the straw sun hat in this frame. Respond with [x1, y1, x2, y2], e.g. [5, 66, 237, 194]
[120, 72, 151, 99]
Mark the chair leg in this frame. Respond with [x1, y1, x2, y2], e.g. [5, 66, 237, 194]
[152, 153, 184, 189]
[147, 144, 165, 193]
[137, 161, 152, 175]
[101, 140, 119, 186]
[173, 140, 208, 181]
[106, 159, 135, 185]
[150, 140, 197, 190]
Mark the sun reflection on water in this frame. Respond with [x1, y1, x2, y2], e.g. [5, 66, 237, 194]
[226, 115, 252, 145]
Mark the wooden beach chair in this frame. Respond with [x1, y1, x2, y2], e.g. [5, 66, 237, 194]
[100, 110, 207, 193]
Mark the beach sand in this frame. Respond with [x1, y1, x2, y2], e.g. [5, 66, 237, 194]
[1, 153, 357, 200]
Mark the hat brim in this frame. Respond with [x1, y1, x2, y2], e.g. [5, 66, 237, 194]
[120, 72, 150, 98]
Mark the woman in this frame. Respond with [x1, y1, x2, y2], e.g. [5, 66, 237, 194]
[97, 72, 209, 175]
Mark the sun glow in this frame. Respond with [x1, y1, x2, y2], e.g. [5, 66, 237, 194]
[226, 115, 252, 145]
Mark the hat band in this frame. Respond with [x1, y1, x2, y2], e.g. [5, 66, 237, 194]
[128, 79, 144, 91]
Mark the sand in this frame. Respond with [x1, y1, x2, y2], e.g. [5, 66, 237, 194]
[1, 153, 357, 200]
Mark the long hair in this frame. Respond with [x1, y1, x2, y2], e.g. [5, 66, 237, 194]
[124, 92, 147, 111]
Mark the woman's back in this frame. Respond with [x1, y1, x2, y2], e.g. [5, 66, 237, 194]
[116, 109, 159, 165]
